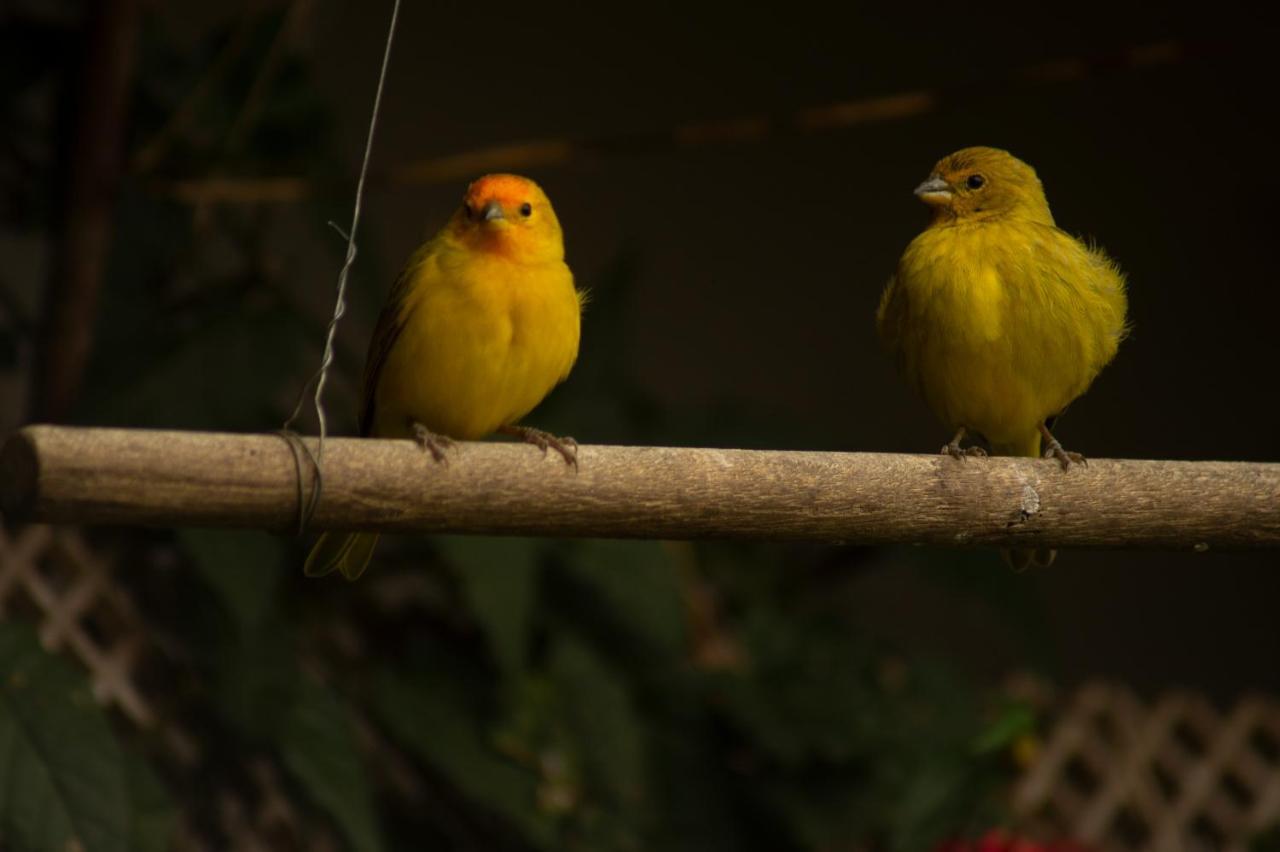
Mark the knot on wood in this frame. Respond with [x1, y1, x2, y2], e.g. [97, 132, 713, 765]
[1019, 484, 1041, 520]
[1005, 482, 1042, 530]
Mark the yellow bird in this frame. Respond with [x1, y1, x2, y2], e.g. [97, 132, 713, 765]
[306, 174, 584, 580]
[876, 147, 1128, 567]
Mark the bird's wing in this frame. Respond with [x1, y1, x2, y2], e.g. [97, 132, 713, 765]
[358, 244, 433, 437]
[875, 273, 908, 365]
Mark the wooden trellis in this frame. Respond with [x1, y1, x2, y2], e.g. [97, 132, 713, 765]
[1013, 682, 1280, 851]
[0, 523, 154, 727]
[4, 520, 1280, 849]
[0, 523, 337, 851]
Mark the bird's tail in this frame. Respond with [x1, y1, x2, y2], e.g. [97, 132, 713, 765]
[991, 432, 1042, 459]
[304, 531, 380, 581]
[993, 431, 1056, 570]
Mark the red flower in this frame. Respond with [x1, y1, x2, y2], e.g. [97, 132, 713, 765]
[934, 830, 1094, 852]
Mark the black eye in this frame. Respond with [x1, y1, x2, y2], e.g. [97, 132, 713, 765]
[462, 204, 473, 219]
[519, 202, 533, 217]
[966, 174, 986, 190]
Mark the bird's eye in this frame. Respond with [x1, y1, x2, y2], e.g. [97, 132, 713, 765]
[462, 204, 473, 219]
[966, 174, 986, 190]
[519, 202, 533, 217]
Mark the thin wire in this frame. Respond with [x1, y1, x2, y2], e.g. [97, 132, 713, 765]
[280, 0, 402, 533]
[276, 428, 320, 536]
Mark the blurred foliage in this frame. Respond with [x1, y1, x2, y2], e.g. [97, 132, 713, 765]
[0, 621, 175, 852]
[1255, 825, 1280, 852]
[0, 4, 1055, 851]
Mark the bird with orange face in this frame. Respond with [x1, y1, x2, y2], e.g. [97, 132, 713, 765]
[877, 147, 1128, 567]
[306, 174, 584, 580]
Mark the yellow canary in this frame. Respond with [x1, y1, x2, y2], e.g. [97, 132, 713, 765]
[306, 174, 583, 580]
[876, 147, 1128, 568]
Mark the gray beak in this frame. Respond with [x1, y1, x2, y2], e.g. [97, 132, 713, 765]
[913, 176, 951, 198]
[481, 200, 505, 221]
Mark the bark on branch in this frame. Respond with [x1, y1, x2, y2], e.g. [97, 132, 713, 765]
[3, 426, 1277, 550]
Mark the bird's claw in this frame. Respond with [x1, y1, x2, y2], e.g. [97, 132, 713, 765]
[412, 422, 456, 464]
[540, 433, 579, 469]
[941, 442, 986, 461]
[1043, 442, 1087, 471]
[502, 425, 579, 469]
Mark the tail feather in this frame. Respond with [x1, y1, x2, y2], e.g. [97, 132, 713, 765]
[996, 430, 1054, 570]
[991, 432, 1042, 459]
[1001, 546, 1057, 571]
[305, 532, 380, 581]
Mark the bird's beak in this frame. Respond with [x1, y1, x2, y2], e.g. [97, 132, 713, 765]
[481, 200, 505, 222]
[913, 176, 952, 204]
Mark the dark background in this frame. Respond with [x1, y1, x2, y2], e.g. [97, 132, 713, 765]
[311, 2, 1280, 697]
[2, 1, 1279, 849]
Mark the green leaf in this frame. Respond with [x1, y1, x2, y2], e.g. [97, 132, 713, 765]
[902, 547, 1058, 672]
[178, 529, 283, 636]
[1253, 824, 1280, 852]
[549, 638, 643, 809]
[82, 294, 313, 432]
[560, 540, 685, 657]
[372, 669, 555, 848]
[122, 752, 177, 852]
[439, 536, 541, 676]
[887, 757, 974, 852]
[215, 618, 299, 740]
[0, 324, 18, 369]
[0, 622, 131, 852]
[717, 610, 878, 765]
[972, 703, 1035, 756]
[645, 705, 747, 852]
[278, 676, 383, 852]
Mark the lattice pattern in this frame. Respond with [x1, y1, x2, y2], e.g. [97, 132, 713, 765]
[0, 523, 154, 726]
[6, 522, 1280, 850]
[172, 759, 340, 852]
[0, 523, 333, 851]
[1013, 682, 1280, 851]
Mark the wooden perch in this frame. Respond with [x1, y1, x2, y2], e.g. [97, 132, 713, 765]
[2, 425, 1278, 550]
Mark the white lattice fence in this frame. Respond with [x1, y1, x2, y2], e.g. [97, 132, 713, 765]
[0, 523, 335, 851]
[1013, 682, 1280, 851]
[5, 522, 1280, 850]
[0, 523, 154, 725]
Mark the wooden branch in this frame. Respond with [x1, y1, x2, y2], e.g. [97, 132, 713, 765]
[3, 426, 1278, 551]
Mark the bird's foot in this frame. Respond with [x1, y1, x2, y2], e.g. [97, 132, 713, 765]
[941, 428, 986, 461]
[411, 422, 456, 464]
[1041, 436, 1086, 471]
[500, 424, 578, 469]
[941, 442, 988, 461]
